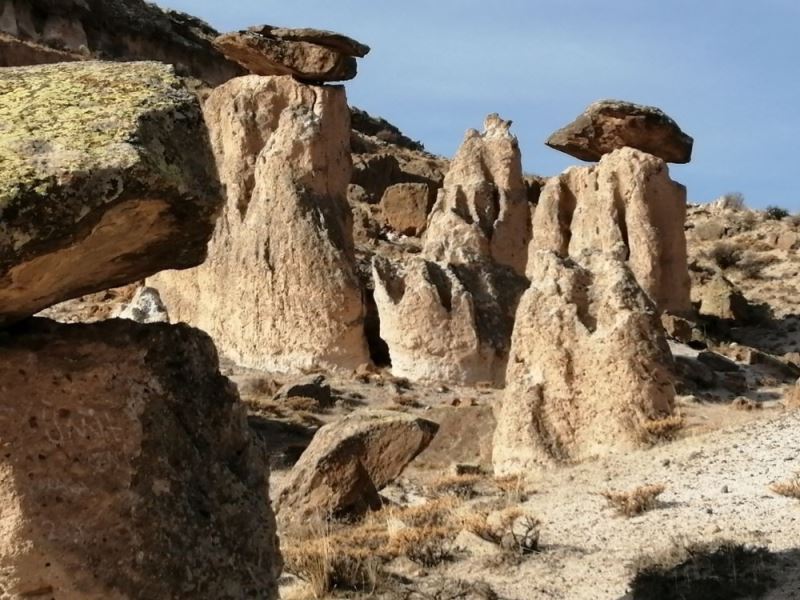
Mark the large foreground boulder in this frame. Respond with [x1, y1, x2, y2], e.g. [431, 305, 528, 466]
[0, 0, 242, 83]
[425, 114, 531, 276]
[546, 99, 693, 163]
[150, 75, 369, 373]
[493, 251, 676, 474]
[0, 319, 280, 598]
[276, 410, 438, 528]
[214, 25, 369, 82]
[532, 147, 691, 314]
[0, 61, 221, 326]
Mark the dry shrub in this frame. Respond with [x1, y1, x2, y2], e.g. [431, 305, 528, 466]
[391, 394, 422, 409]
[601, 484, 666, 517]
[765, 205, 790, 221]
[493, 474, 530, 502]
[770, 474, 800, 499]
[708, 242, 743, 269]
[383, 497, 459, 528]
[387, 525, 455, 567]
[642, 415, 685, 441]
[428, 474, 483, 499]
[731, 397, 761, 411]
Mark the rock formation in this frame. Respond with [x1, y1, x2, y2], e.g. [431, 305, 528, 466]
[0, 61, 221, 325]
[150, 75, 370, 373]
[379, 182, 434, 236]
[532, 147, 691, 315]
[546, 99, 694, 164]
[276, 410, 438, 527]
[693, 271, 752, 322]
[493, 251, 676, 475]
[0, 0, 242, 83]
[425, 114, 531, 276]
[372, 255, 527, 384]
[0, 318, 280, 599]
[214, 25, 369, 83]
[365, 115, 531, 384]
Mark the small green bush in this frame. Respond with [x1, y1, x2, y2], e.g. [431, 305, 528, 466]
[765, 205, 790, 220]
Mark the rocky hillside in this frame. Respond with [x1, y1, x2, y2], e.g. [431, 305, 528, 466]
[1, 2, 798, 600]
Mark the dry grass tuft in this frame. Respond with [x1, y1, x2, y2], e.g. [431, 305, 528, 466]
[285, 396, 320, 412]
[770, 474, 800, 500]
[386, 525, 455, 567]
[642, 415, 685, 441]
[601, 484, 666, 517]
[428, 474, 483, 498]
[493, 474, 530, 502]
[708, 242, 743, 269]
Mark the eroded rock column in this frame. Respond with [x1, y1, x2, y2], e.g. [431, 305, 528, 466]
[150, 75, 369, 373]
[493, 250, 676, 475]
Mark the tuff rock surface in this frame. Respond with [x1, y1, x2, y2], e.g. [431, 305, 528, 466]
[372, 255, 527, 384]
[546, 99, 694, 163]
[493, 251, 676, 474]
[0, 0, 242, 83]
[275, 410, 438, 527]
[0, 318, 280, 599]
[532, 147, 691, 314]
[0, 61, 220, 326]
[425, 114, 531, 276]
[150, 75, 369, 373]
[214, 25, 369, 82]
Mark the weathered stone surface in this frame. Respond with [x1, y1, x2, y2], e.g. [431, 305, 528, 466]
[247, 25, 370, 58]
[275, 410, 438, 526]
[546, 99, 694, 163]
[493, 251, 676, 474]
[694, 272, 752, 321]
[149, 75, 369, 373]
[0, 318, 280, 599]
[114, 286, 169, 324]
[214, 24, 368, 82]
[0, 0, 242, 84]
[788, 379, 800, 405]
[425, 114, 531, 276]
[0, 61, 221, 326]
[532, 147, 691, 314]
[372, 255, 527, 384]
[379, 182, 434, 236]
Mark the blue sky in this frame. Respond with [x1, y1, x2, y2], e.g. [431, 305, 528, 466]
[161, 1, 800, 210]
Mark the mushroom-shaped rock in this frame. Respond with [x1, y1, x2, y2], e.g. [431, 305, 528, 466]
[546, 99, 694, 164]
[214, 25, 369, 82]
[0, 61, 221, 326]
[276, 410, 438, 527]
[0, 319, 280, 598]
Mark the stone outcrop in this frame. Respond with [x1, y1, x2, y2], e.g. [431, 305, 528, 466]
[372, 255, 527, 384]
[214, 25, 369, 83]
[493, 251, 676, 474]
[149, 75, 369, 373]
[425, 114, 531, 276]
[379, 182, 435, 236]
[275, 410, 438, 527]
[0, 318, 280, 598]
[532, 147, 691, 314]
[693, 271, 752, 322]
[115, 286, 169, 324]
[0, 61, 221, 326]
[546, 99, 694, 164]
[0, 0, 242, 83]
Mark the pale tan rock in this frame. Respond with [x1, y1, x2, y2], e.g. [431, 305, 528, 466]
[150, 75, 369, 374]
[275, 410, 438, 527]
[532, 147, 691, 314]
[379, 182, 434, 236]
[0, 61, 221, 326]
[0, 319, 280, 599]
[372, 255, 527, 385]
[425, 114, 531, 275]
[693, 272, 751, 321]
[788, 379, 800, 405]
[493, 251, 676, 474]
